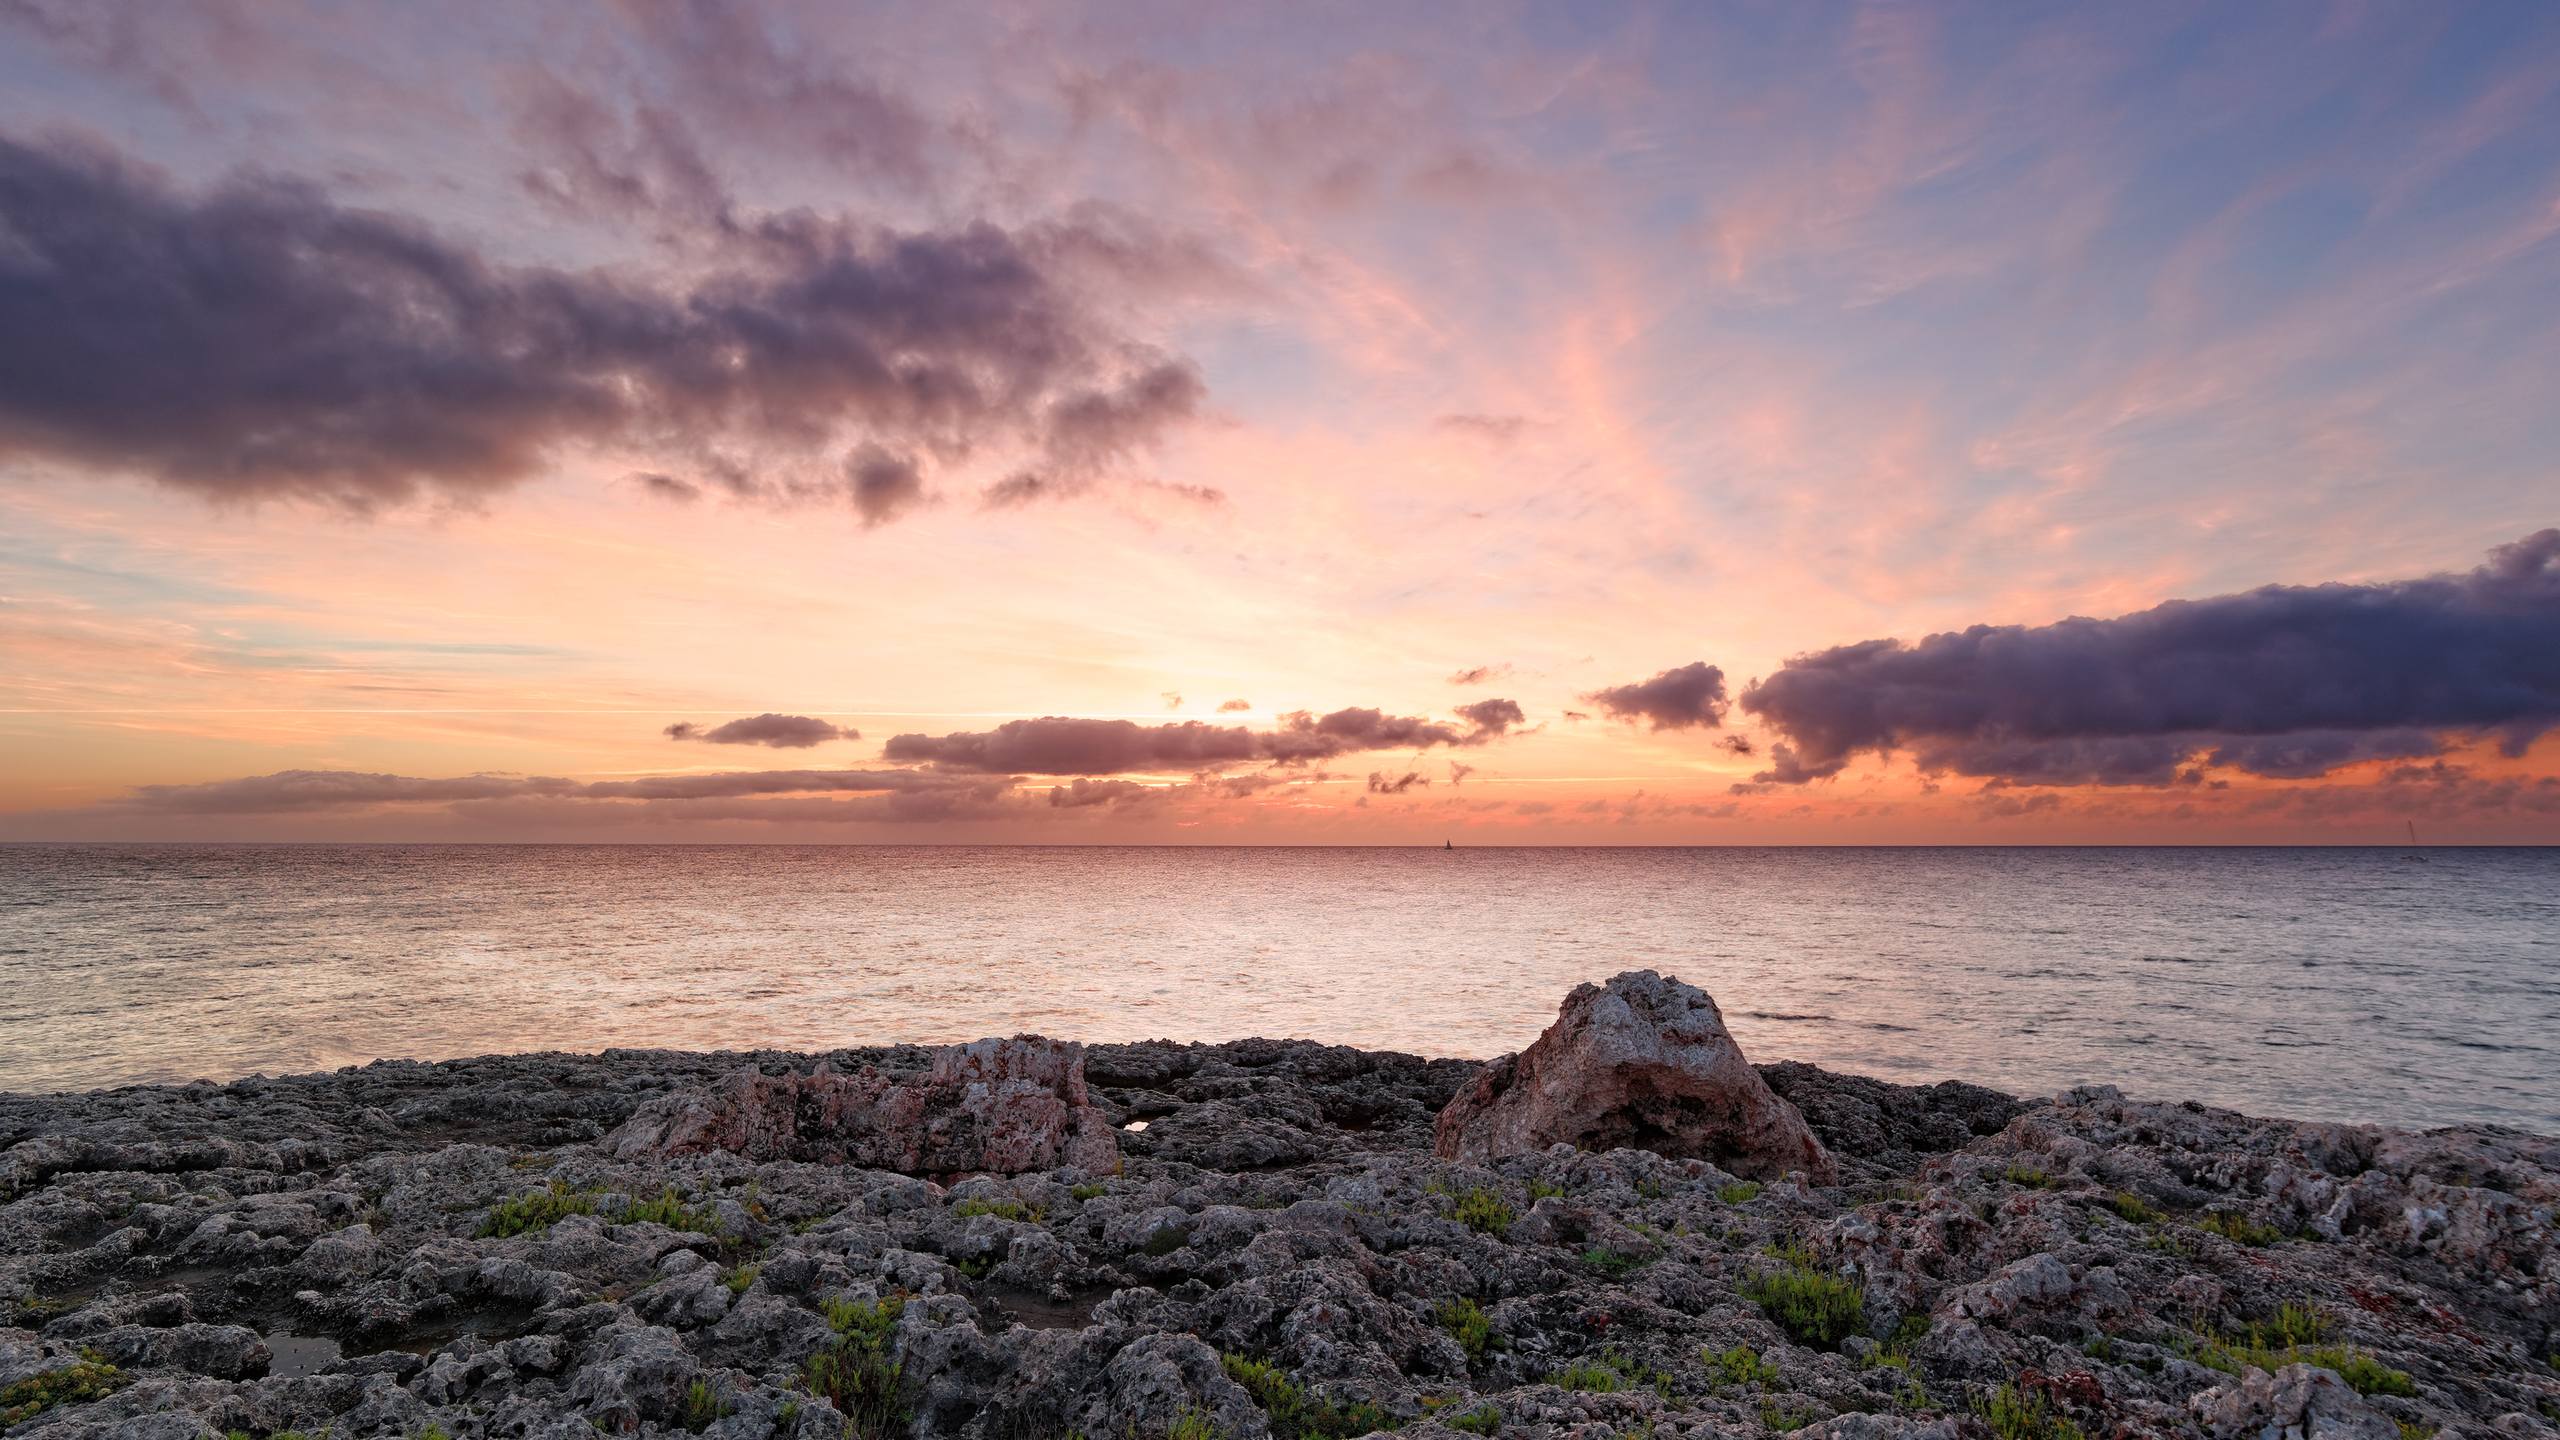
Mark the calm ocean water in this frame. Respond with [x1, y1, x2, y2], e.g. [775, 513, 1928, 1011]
[1, 844, 2553, 1131]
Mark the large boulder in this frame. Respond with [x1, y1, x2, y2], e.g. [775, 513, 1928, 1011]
[1434, 970, 1835, 1181]
[2190, 1363, 2402, 1440]
[606, 1036, 1118, 1176]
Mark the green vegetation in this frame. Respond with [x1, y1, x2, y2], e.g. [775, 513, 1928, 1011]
[1446, 1404, 1501, 1436]
[1141, 1226, 1189, 1256]
[1757, 1401, 1822, 1432]
[1164, 1409, 1225, 1440]
[680, 1377, 730, 1431]
[1717, 1180, 1764, 1205]
[1580, 1245, 1652, 1279]
[1218, 1353, 1398, 1440]
[1450, 1187, 1514, 1237]
[1976, 1383, 2086, 1440]
[1, 1353, 127, 1425]
[1527, 1180, 1565, 1201]
[620, 1186, 725, 1234]
[1070, 1183, 1107, 1201]
[478, 1181, 599, 1237]
[2398, 1424, 2438, 1440]
[2002, 1164, 2057, 1190]
[2195, 1210, 2284, 1247]
[1707, 1343, 1780, 1388]
[1741, 1251, 1866, 1350]
[2184, 1304, 2415, 1398]
[955, 1196, 1046, 1224]
[1542, 1349, 1672, 1398]
[723, 1263, 761, 1295]
[1436, 1297, 1494, 1363]
[803, 1296, 907, 1440]
[2107, 1190, 2162, 1225]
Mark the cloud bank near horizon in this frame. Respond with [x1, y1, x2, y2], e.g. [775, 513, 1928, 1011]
[1735, 530, 2560, 788]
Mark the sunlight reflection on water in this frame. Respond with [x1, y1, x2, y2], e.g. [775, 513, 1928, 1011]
[1, 844, 2553, 1131]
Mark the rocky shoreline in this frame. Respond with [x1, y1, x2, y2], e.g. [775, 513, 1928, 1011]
[1, 974, 2555, 1440]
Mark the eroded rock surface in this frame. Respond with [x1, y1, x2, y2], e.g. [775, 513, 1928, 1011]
[1436, 971, 1837, 1183]
[0, 1033, 2552, 1439]
[606, 1036, 1118, 1177]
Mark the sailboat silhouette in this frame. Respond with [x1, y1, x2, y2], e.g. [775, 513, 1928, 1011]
[2402, 820, 2427, 862]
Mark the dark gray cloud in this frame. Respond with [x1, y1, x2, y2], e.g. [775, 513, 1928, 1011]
[883, 701, 1524, 775]
[1453, 697, 1526, 735]
[0, 131, 1206, 513]
[118, 766, 1000, 815]
[664, 714, 857, 748]
[1741, 530, 2560, 785]
[1366, 770, 1428, 794]
[1584, 661, 1730, 730]
[1046, 778, 1156, 808]
[1447, 663, 1512, 686]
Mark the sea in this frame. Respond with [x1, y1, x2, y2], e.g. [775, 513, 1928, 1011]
[1, 844, 2552, 1133]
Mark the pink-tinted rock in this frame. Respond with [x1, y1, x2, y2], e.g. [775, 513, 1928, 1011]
[1434, 970, 1836, 1182]
[605, 1036, 1118, 1176]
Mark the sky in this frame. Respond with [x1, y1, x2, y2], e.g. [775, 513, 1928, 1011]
[0, 0, 2556, 844]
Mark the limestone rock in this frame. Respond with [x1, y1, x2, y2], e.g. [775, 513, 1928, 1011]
[1433, 970, 1835, 1181]
[2191, 1363, 2404, 1440]
[605, 1035, 1119, 1176]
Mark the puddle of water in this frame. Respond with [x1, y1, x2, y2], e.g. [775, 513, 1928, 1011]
[263, 1331, 342, 1377]
[1121, 1119, 1148, 1132]
[980, 1283, 1113, 1331]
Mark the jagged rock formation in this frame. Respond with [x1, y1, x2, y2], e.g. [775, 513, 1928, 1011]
[0, 1025, 2552, 1438]
[605, 1036, 1119, 1177]
[1435, 971, 1837, 1183]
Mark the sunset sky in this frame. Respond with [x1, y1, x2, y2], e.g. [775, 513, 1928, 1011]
[2, 0, 2556, 843]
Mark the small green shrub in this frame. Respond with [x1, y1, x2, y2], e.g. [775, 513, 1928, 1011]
[1741, 1257, 1866, 1350]
[804, 1296, 907, 1440]
[2196, 1210, 2283, 1246]
[1447, 1405, 1500, 1436]
[1717, 1181, 1764, 1205]
[1758, 1401, 1822, 1433]
[955, 1197, 1045, 1224]
[1218, 1353, 1397, 1440]
[478, 1180, 599, 1237]
[2107, 1190, 2161, 1224]
[2002, 1164, 2056, 1189]
[1708, 1343, 1779, 1388]
[621, 1187, 725, 1234]
[1976, 1383, 2086, 1440]
[2, 1355, 127, 1425]
[1165, 1409, 1225, 1440]
[1527, 1180, 1565, 1201]
[1450, 1187, 1514, 1237]
[1436, 1297, 1494, 1362]
[2185, 1304, 2412, 1398]
[1580, 1245, 1651, 1279]
[1545, 1359, 1627, 1393]
[1070, 1183, 1107, 1200]
[723, 1263, 760, 1295]
[680, 1377, 730, 1431]
[1142, 1225, 1189, 1256]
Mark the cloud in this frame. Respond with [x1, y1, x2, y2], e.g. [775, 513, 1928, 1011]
[1047, 778, 1157, 808]
[1584, 661, 1731, 730]
[1432, 412, 1530, 445]
[116, 766, 1004, 816]
[1366, 770, 1429, 793]
[1215, 698, 1252, 712]
[1160, 691, 1184, 711]
[664, 714, 857, 748]
[1446, 663, 1512, 686]
[882, 701, 1525, 775]
[1448, 761, 1475, 785]
[0, 130, 1208, 513]
[1741, 530, 2560, 784]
